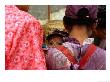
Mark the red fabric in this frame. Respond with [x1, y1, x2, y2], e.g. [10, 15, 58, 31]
[56, 45, 77, 64]
[56, 44, 96, 70]
[79, 44, 96, 69]
[5, 5, 46, 70]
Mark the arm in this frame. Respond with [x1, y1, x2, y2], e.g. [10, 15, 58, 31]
[20, 20, 47, 70]
[6, 20, 47, 70]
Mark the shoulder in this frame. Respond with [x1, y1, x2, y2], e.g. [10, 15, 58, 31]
[48, 47, 63, 56]
[91, 46, 106, 62]
[63, 42, 79, 48]
[95, 46, 106, 55]
[90, 45, 106, 69]
[6, 5, 40, 26]
[47, 47, 69, 60]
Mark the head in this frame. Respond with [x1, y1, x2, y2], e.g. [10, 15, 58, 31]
[46, 29, 68, 47]
[46, 34, 63, 47]
[63, 5, 97, 44]
[63, 16, 94, 36]
[16, 5, 29, 12]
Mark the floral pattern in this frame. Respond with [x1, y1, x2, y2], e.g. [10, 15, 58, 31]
[5, 5, 46, 70]
[46, 38, 106, 70]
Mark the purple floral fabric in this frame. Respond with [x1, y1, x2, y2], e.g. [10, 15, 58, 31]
[46, 38, 106, 70]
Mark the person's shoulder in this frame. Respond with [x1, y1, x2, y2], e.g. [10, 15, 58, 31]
[48, 47, 59, 53]
[47, 47, 63, 57]
[96, 46, 105, 52]
[6, 5, 40, 24]
[18, 10, 40, 24]
[63, 42, 78, 46]
[94, 46, 106, 55]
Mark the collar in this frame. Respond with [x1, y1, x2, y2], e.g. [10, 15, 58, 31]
[64, 37, 94, 45]
[82, 38, 94, 45]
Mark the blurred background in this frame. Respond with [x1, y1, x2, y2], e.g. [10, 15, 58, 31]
[29, 5, 66, 25]
[28, 5, 106, 36]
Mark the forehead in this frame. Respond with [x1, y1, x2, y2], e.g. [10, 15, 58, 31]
[49, 37, 62, 41]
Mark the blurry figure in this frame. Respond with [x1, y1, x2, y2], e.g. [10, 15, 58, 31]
[94, 6, 106, 50]
[46, 29, 69, 69]
[5, 5, 46, 70]
[46, 29, 68, 47]
[47, 5, 106, 70]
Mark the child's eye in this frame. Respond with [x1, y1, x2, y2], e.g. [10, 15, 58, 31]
[58, 42, 62, 45]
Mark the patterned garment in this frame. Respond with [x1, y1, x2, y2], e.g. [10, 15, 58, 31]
[46, 38, 106, 70]
[5, 5, 46, 70]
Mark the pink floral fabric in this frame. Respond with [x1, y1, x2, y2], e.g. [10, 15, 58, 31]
[5, 5, 46, 70]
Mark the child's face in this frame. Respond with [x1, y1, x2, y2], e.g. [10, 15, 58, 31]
[48, 37, 63, 47]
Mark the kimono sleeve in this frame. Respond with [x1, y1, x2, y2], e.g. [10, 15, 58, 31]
[46, 48, 71, 70]
[6, 20, 47, 70]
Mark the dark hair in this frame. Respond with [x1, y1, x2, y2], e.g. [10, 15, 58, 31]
[46, 29, 69, 42]
[97, 7, 106, 29]
[52, 29, 69, 37]
[76, 8, 89, 18]
[97, 19, 106, 30]
[63, 8, 95, 33]
[46, 34, 63, 42]
[63, 16, 95, 32]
